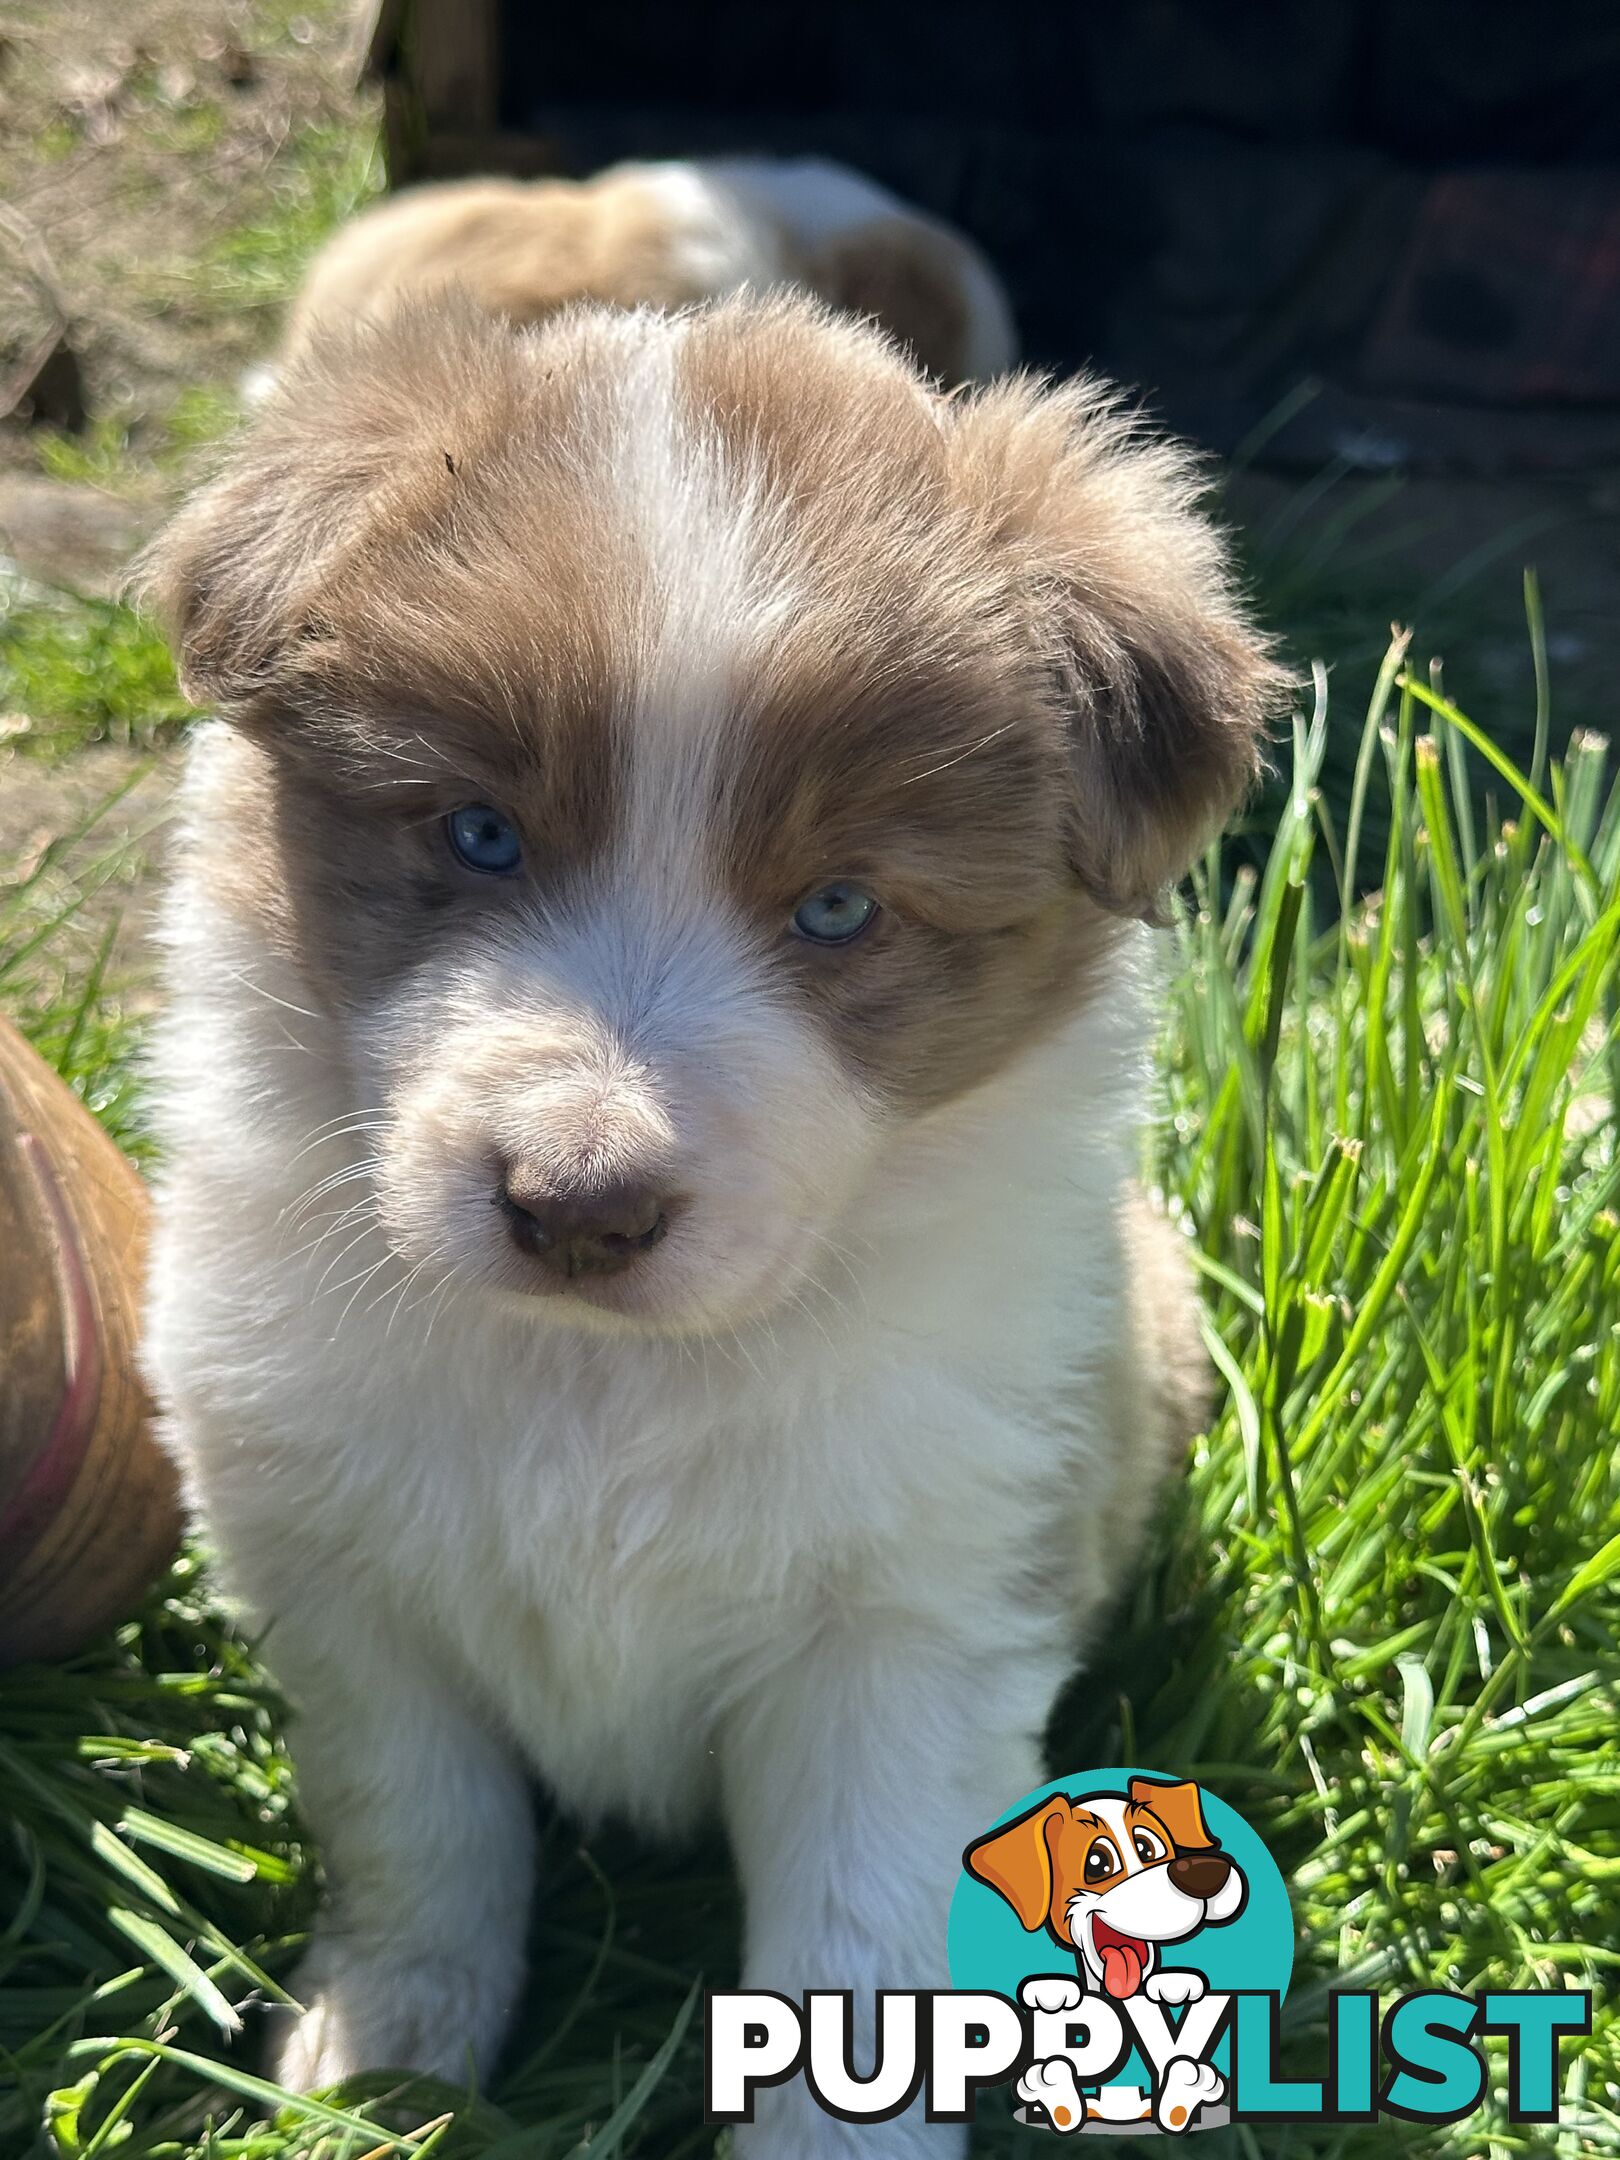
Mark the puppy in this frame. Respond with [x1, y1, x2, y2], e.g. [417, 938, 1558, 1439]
[139, 291, 1283, 2157]
[277, 156, 1016, 385]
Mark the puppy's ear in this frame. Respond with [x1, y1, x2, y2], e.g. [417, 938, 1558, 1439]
[1129, 1776, 1216, 1853]
[131, 296, 529, 719]
[963, 1799, 1067, 1930]
[950, 379, 1291, 915]
[134, 444, 339, 715]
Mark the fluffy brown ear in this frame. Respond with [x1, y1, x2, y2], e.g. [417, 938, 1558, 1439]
[131, 296, 530, 719]
[135, 452, 343, 718]
[963, 1798, 1067, 1930]
[1129, 1776, 1216, 1853]
[950, 378, 1291, 914]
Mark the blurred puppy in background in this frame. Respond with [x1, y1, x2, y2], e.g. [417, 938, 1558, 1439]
[142, 276, 1282, 2159]
[270, 155, 1016, 388]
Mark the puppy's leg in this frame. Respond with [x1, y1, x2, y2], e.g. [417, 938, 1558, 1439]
[265, 1605, 534, 2091]
[721, 1615, 1055, 2158]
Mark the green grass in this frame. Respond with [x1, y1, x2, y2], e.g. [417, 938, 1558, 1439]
[2, 107, 372, 769]
[31, 392, 247, 500]
[0, 578, 191, 762]
[148, 123, 383, 325]
[3, 615, 1618, 2156]
[0, 780, 164, 1153]
[0, 20, 380, 775]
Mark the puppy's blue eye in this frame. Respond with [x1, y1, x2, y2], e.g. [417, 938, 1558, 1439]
[446, 803, 522, 876]
[792, 883, 878, 945]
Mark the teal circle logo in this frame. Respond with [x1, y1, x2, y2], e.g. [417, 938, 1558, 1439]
[949, 1769, 1292, 2133]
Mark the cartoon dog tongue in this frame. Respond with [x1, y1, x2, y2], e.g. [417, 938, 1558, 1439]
[1095, 1927, 1145, 1999]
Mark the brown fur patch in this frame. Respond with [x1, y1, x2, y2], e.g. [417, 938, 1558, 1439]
[280, 165, 1011, 392]
[139, 300, 649, 1009]
[947, 380, 1293, 911]
[678, 304, 1106, 1110]
[675, 299, 1283, 1106]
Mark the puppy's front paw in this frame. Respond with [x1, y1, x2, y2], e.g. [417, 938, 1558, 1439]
[1019, 1974, 1085, 2015]
[1145, 1968, 1206, 2006]
[1154, 2056, 1223, 2133]
[273, 1937, 521, 2091]
[1017, 2056, 1089, 2132]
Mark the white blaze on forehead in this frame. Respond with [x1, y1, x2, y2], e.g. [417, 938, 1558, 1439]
[594, 314, 800, 897]
[1085, 1794, 1145, 1871]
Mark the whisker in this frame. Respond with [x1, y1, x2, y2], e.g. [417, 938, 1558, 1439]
[280, 1159, 377, 1227]
[313, 1219, 384, 1298]
[284, 1196, 375, 1267]
[331, 1253, 398, 1334]
[902, 722, 1018, 788]
[373, 1259, 428, 1335]
[720, 1325, 767, 1386]
[782, 1283, 841, 1352]
[287, 1112, 390, 1167]
[226, 971, 323, 1022]
[416, 1263, 465, 1344]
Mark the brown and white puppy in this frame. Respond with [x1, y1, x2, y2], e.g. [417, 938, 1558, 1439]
[276, 156, 1016, 386]
[140, 293, 1283, 2158]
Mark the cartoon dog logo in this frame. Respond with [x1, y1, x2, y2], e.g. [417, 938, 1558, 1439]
[964, 1776, 1247, 2133]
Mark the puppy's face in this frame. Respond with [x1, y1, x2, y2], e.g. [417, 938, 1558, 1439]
[965, 1778, 1248, 2000]
[145, 298, 1282, 1334]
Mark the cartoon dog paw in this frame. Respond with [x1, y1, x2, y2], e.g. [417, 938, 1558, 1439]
[1154, 2056, 1224, 2133]
[1145, 1968, 1207, 2007]
[1020, 1974, 1086, 2015]
[1018, 2056, 1089, 2133]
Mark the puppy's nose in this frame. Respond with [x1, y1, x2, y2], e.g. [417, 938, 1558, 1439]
[1168, 1851, 1232, 1900]
[499, 1172, 670, 1278]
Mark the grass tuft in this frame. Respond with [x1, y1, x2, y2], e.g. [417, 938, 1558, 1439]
[0, 577, 192, 762]
[159, 123, 383, 324]
[1087, 627, 1620, 2151]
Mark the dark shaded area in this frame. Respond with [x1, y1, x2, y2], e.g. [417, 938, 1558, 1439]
[479, 0, 1620, 474]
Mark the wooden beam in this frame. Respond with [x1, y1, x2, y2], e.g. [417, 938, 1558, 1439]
[413, 0, 500, 129]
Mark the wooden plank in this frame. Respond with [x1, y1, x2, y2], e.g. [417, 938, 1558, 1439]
[414, 0, 500, 129]
[417, 129, 566, 178]
[379, 75, 418, 183]
[372, 0, 507, 185]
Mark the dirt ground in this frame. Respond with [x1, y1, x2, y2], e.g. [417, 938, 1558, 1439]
[0, 0, 372, 960]
[0, 0, 371, 456]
